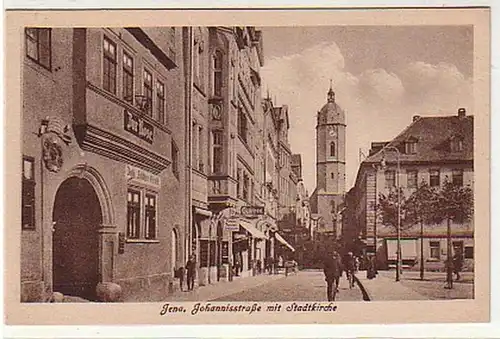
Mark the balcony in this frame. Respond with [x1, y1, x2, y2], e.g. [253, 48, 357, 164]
[208, 175, 238, 207]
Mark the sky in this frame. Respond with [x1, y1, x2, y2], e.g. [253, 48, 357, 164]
[260, 26, 474, 194]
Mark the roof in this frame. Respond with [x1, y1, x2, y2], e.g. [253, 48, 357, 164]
[318, 102, 345, 125]
[364, 114, 473, 165]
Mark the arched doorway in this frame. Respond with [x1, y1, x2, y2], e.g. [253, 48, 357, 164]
[52, 177, 102, 300]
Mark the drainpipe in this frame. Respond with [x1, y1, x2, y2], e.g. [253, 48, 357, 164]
[184, 27, 194, 269]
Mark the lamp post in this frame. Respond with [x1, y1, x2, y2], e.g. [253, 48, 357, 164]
[380, 146, 402, 282]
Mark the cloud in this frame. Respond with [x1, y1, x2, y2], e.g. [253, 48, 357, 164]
[261, 43, 473, 194]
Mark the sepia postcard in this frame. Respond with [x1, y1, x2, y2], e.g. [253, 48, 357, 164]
[4, 7, 490, 326]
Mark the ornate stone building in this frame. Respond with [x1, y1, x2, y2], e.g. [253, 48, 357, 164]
[22, 27, 186, 302]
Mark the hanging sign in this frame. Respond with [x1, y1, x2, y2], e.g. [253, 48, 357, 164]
[240, 205, 265, 217]
[124, 109, 154, 144]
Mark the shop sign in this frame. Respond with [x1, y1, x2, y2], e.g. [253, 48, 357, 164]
[126, 165, 161, 188]
[124, 109, 154, 144]
[240, 205, 264, 217]
[225, 218, 239, 231]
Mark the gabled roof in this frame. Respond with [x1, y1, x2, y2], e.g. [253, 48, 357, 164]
[364, 114, 473, 165]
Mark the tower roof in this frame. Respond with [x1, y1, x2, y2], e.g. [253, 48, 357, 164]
[317, 83, 345, 125]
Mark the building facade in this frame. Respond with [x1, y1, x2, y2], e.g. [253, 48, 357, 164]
[309, 85, 347, 243]
[346, 108, 474, 271]
[22, 27, 186, 301]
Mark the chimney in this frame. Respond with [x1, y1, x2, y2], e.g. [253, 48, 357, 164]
[458, 108, 466, 118]
[412, 115, 421, 122]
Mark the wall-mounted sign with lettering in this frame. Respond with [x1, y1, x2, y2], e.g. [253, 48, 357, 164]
[225, 218, 239, 231]
[126, 165, 161, 188]
[240, 205, 265, 217]
[124, 109, 154, 144]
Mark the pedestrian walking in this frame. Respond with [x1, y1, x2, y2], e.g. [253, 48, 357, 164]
[344, 252, 356, 289]
[186, 254, 196, 291]
[177, 266, 186, 292]
[366, 254, 376, 280]
[453, 250, 464, 281]
[323, 250, 343, 301]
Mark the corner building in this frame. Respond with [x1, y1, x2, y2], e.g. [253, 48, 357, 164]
[21, 27, 186, 301]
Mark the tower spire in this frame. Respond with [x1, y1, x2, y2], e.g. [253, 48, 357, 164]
[327, 80, 335, 103]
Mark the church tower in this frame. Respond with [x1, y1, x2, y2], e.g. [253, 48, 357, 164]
[311, 83, 346, 238]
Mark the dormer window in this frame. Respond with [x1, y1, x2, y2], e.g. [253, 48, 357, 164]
[404, 136, 418, 154]
[450, 135, 464, 152]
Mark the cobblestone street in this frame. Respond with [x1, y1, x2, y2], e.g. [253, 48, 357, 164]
[212, 270, 363, 302]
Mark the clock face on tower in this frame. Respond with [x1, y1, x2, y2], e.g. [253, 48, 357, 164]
[329, 126, 337, 137]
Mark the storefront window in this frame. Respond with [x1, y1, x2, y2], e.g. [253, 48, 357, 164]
[127, 188, 158, 241]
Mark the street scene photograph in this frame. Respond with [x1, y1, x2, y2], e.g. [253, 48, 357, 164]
[19, 22, 477, 306]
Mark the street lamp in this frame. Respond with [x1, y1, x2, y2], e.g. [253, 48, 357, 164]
[380, 146, 402, 282]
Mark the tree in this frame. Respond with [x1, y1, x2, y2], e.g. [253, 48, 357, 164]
[434, 178, 474, 289]
[405, 181, 440, 280]
[377, 187, 412, 231]
[377, 187, 412, 280]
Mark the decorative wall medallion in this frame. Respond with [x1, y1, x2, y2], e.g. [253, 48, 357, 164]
[42, 134, 64, 172]
[39, 116, 72, 173]
[212, 105, 222, 120]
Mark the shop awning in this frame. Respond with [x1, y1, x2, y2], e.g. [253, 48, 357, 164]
[275, 233, 295, 252]
[239, 220, 268, 240]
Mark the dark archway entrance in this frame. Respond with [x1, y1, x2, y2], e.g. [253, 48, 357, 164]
[52, 177, 101, 300]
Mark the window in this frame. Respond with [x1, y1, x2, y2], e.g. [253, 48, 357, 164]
[212, 130, 223, 173]
[192, 122, 198, 168]
[103, 37, 117, 94]
[450, 137, 464, 152]
[156, 80, 166, 124]
[127, 189, 141, 239]
[194, 37, 204, 87]
[237, 169, 242, 198]
[429, 241, 440, 259]
[331, 172, 334, 179]
[405, 141, 417, 154]
[429, 169, 440, 187]
[144, 194, 157, 240]
[198, 126, 204, 172]
[127, 189, 158, 240]
[25, 28, 51, 70]
[238, 107, 248, 143]
[243, 173, 249, 201]
[143, 69, 153, 116]
[464, 246, 473, 259]
[122, 52, 134, 103]
[385, 170, 395, 188]
[452, 169, 463, 186]
[172, 140, 179, 179]
[453, 241, 464, 255]
[407, 170, 418, 188]
[22, 156, 35, 230]
[231, 59, 237, 101]
[213, 51, 223, 97]
[330, 141, 336, 157]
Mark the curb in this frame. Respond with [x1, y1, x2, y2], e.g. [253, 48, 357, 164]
[354, 275, 372, 301]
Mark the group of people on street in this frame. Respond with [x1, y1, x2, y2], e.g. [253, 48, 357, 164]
[177, 254, 197, 292]
[323, 250, 359, 301]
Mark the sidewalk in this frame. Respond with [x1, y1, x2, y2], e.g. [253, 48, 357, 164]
[163, 273, 286, 302]
[356, 270, 428, 301]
